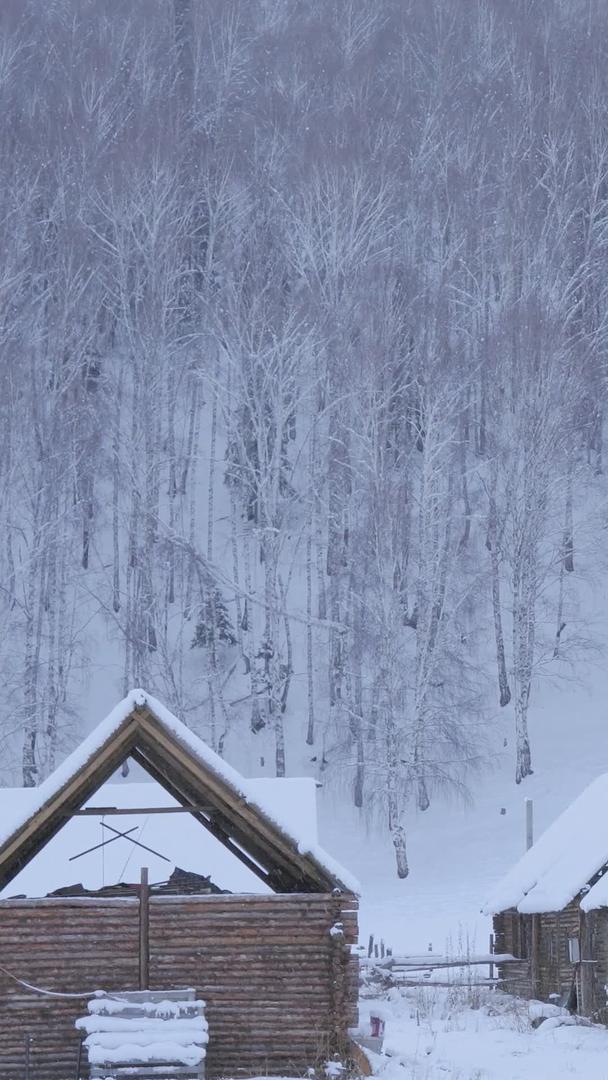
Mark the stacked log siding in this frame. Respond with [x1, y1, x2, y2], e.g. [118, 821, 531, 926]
[0, 892, 358, 1079]
[493, 900, 608, 1017]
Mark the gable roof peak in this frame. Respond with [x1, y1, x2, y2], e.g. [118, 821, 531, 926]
[0, 690, 359, 897]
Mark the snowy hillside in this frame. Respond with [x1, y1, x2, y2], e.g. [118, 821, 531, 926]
[327, 580, 608, 953]
[1, 0, 608, 975]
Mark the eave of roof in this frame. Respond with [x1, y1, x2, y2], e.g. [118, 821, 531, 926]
[482, 774, 608, 916]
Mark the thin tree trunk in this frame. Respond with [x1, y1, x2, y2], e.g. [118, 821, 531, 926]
[563, 457, 574, 573]
[23, 523, 46, 787]
[351, 598, 365, 809]
[279, 573, 292, 717]
[207, 361, 218, 563]
[554, 468, 573, 656]
[306, 526, 315, 746]
[112, 366, 123, 613]
[183, 381, 201, 620]
[44, 516, 59, 778]
[487, 482, 511, 706]
[206, 363, 220, 746]
[387, 717, 408, 878]
[306, 432, 316, 745]
[167, 367, 177, 605]
[513, 542, 535, 784]
[458, 409, 472, 550]
[230, 486, 244, 657]
[243, 522, 264, 733]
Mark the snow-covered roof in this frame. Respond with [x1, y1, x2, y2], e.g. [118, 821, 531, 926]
[0, 689, 359, 896]
[483, 774, 608, 915]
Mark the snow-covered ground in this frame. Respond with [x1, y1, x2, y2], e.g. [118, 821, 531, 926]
[361, 986, 608, 1080]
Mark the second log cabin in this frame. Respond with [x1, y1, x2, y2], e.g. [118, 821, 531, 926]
[484, 775, 608, 1021]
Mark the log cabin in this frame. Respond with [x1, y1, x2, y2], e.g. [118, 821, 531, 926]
[0, 690, 359, 1079]
[483, 775, 608, 1021]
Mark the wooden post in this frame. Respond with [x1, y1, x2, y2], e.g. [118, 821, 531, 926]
[329, 897, 348, 1059]
[488, 933, 494, 982]
[579, 910, 596, 1018]
[530, 915, 541, 999]
[139, 866, 150, 991]
[76, 1032, 84, 1080]
[525, 798, 534, 851]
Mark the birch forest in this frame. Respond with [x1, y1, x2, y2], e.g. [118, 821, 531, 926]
[1, 0, 607, 875]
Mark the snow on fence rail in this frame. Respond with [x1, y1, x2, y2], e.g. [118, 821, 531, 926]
[359, 950, 521, 988]
[372, 952, 517, 970]
[76, 989, 207, 1079]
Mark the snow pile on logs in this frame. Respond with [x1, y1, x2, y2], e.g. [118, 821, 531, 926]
[76, 989, 207, 1075]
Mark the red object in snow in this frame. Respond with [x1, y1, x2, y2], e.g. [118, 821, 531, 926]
[370, 1015, 385, 1038]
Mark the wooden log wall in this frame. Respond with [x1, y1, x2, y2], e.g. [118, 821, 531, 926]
[587, 909, 608, 1023]
[493, 902, 583, 1010]
[0, 892, 358, 1079]
[492, 911, 531, 1000]
[536, 903, 580, 1006]
[0, 897, 139, 1080]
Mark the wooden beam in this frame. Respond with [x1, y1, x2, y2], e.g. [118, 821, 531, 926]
[101, 821, 171, 863]
[72, 805, 215, 817]
[579, 909, 597, 1018]
[0, 701, 346, 897]
[530, 914, 541, 999]
[0, 717, 140, 890]
[135, 710, 333, 891]
[69, 825, 138, 862]
[139, 867, 149, 991]
[129, 746, 276, 888]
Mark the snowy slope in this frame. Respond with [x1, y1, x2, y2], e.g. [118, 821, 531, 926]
[4, 600, 607, 955]
[319, 595, 608, 954]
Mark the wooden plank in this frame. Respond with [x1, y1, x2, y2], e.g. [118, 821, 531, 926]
[129, 744, 297, 889]
[579, 909, 597, 1017]
[129, 747, 275, 888]
[379, 953, 516, 970]
[388, 979, 500, 988]
[0, 717, 138, 889]
[72, 805, 215, 816]
[139, 867, 150, 991]
[530, 914, 541, 999]
[135, 709, 340, 891]
[92, 1068, 200, 1079]
[0, 699, 353, 898]
[0, 891, 351, 908]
